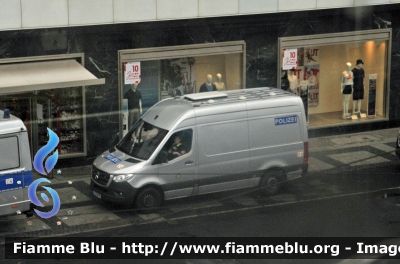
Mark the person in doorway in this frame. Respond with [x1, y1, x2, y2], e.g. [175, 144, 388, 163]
[172, 64, 188, 95]
[287, 69, 298, 95]
[168, 134, 186, 160]
[214, 73, 227, 91]
[281, 70, 290, 91]
[352, 59, 365, 115]
[199, 74, 217, 92]
[341, 62, 353, 119]
[124, 83, 142, 128]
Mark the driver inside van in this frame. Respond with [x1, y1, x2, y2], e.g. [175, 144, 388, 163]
[168, 134, 186, 160]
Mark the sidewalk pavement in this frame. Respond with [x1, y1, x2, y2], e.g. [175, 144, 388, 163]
[307, 127, 399, 173]
[40, 127, 400, 184]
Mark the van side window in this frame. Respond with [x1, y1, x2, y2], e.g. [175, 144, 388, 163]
[155, 129, 192, 164]
[166, 129, 192, 161]
[0, 136, 20, 171]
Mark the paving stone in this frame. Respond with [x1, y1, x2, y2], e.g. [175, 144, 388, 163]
[329, 150, 373, 164]
[169, 200, 222, 213]
[351, 156, 391, 166]
[308, 157, 335, 172]
[138, 213, 166, 223]
[35, 187, 91, 206]
[2, 215, 50, 234]
[371, 143, 396, 155]
[56, 205, 120, 226]
[330, 135, 380, 146]
[329, 151, 390, 166]
[231, 196, 259, 206]
[272, 193, 297, 202]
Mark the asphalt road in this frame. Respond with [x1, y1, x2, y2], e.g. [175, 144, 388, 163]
[2, 163, 400, 264]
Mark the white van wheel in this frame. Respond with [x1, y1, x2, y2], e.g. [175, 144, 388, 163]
[260, 170, 283, 196]
[135, 187, 162, 213]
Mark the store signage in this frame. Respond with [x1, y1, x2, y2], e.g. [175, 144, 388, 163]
[124, 62, 141, 84]
[275, 115, 298, 126]
[283, 49, 297, 70]
[368, 74, 377, 116]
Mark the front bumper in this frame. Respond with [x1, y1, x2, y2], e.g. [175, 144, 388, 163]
[90, 179, 138, 205]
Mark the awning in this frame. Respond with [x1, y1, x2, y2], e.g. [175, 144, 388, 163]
[0, 59, 105, 95]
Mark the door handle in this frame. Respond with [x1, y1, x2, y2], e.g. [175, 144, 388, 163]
[185, 160, 194, 165]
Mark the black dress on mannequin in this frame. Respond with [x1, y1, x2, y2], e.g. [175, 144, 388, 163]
[352, 67, 365, 100]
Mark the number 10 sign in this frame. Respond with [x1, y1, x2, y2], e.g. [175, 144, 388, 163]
[282, 49, 297, 70]
[124, 62, 141, 84]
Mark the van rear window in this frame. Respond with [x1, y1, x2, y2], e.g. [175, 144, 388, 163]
[0, 136, 20, 171]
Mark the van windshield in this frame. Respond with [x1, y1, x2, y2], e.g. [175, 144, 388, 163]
[116, 120, 168, 160]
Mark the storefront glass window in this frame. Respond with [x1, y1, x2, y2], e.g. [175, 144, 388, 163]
[0, 86, 86, 158]
[119, 42, 245, 136]
[279, 30, 390, 128]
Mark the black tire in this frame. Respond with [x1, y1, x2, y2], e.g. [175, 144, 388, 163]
[260, 169, 285, 196]
[135, 187, 163, 213]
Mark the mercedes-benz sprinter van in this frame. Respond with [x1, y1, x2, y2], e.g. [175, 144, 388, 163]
[91, 87, 308, 211]
[0, 109, 34, 217]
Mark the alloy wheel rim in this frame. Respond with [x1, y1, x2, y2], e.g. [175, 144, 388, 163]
[143, 194, 155, 207]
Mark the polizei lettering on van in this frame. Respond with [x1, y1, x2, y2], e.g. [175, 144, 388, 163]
[104, 154, 121, 164]
[274, 115, 298, 126]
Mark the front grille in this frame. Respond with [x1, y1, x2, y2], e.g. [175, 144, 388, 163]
[92, 166, 111, 187]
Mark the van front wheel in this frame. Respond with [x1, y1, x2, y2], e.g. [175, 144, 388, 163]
[135, 187, 162, 213]
[260, 170, 284, 196]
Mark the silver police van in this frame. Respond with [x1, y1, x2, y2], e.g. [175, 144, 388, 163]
[0, 109, 34, 217]
[91, 87, 308, 211]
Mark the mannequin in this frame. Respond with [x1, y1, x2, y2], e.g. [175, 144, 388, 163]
[287, 69, 298, 95]
[124, 83, 142, 128]
[199, 74, 217, 93]
[352, 59, 365, 115]
[308, 70, 319, 87]
[214, 73, 226, 91]
[172, 64, 188, 95]
[341, 62, 353, 119]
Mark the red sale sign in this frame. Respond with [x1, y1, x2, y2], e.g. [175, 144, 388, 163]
[282, 49, 297, 70]
[124, 62, 141, 84]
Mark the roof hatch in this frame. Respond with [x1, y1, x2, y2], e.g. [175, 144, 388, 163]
[184, 92, 228, 101]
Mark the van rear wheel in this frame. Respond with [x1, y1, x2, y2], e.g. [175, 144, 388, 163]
[260, 170, 284, 196]
[135, 187, 162, 213]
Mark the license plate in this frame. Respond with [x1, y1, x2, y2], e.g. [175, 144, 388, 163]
[93, 191, 101, 199]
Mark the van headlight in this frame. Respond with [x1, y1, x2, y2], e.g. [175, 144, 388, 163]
[112, 174, 134, 182]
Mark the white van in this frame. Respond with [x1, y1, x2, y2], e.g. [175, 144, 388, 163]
[91, 88, 308, 211]
[0, 109, 34, 217]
